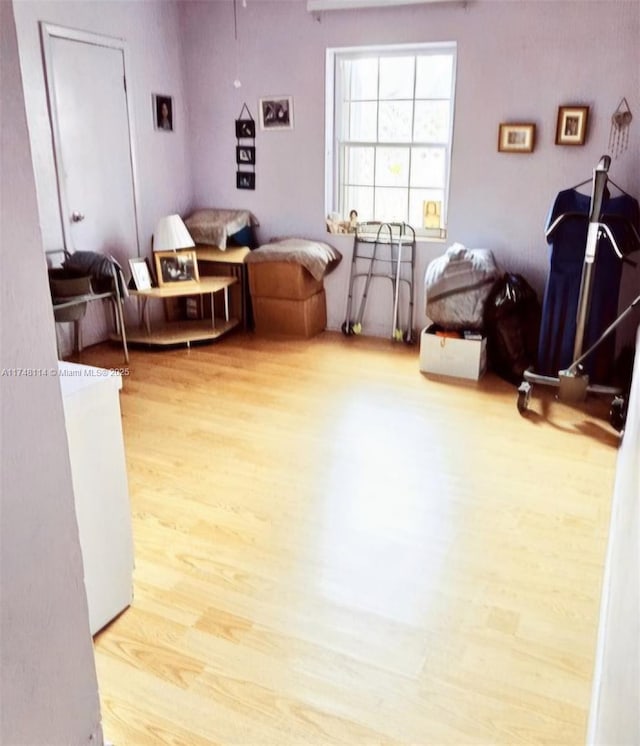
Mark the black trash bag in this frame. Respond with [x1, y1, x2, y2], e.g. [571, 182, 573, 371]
[483, 273, 541, 385]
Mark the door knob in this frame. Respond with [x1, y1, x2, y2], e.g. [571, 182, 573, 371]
[71, 211, 85, 222]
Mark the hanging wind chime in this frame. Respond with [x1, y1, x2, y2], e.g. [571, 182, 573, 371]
[232, 0, 255, 190]
[608, 97, 633, 158]
[232, 0, 242, 89]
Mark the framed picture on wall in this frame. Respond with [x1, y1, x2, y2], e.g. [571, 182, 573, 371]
[259, 96, 294, 130]
[153, 94, 173, 132]
[236, 146, 256, 165]
[235, 119, 255, 138]
[236, 172, 256, 190]
[498, 123, 536, 153]
[555, 105, 589, 146]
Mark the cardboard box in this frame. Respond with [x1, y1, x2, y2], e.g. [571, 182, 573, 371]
[419, 326, 487, 380]
[253, 290, 326, 337]
[248, 261, 323, 300]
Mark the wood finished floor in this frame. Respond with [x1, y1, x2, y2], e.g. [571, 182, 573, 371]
[77, 331, 619, 746]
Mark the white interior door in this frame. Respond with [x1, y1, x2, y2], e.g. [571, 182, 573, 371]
[42, 25, 140, 348]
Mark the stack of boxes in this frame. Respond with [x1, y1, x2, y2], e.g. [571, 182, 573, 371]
[247, 262, 327, 337]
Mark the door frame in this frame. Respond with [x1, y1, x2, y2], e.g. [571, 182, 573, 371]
[39, 22, 142, 257]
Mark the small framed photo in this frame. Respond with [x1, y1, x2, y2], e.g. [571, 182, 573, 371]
[423, 200, 442, 230]
[153, 94, 173, 132]
[154, 250, 200, 288]
[555, 105, 589, 146]
[236, 171, 255, 190]
[235, 119, 255, 138]
[236, 146, 256, 165]
[259, 96, 294, 130]
[498, 123, 536, 153]
[128, 257, 155, 291]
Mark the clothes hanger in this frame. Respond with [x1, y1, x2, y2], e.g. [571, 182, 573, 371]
[546, 209, 640, 258]
[548, 156, 638, 239]
[570, 177, 631, 199]
[602, 214, 640, 256]
[545, 211, 584, 238]
[570, 174, 594, 191]
[606, 179, 629, 196]
[569, 155, 631, 198]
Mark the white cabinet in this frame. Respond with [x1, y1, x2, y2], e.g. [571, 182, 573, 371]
[59, 361, 134, 635]
[587, 327, 640, 745]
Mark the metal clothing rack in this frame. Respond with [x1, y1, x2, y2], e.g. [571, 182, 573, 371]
[342, 221, 417, 343]
[517, 155, 638, 428]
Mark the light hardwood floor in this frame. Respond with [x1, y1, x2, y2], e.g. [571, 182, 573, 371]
[77, 331, 619, 745]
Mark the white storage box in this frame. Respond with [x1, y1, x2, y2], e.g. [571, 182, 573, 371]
[419, 326, 487, 380]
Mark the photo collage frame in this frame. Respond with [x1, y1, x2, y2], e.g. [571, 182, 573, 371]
[235, 103, 255, 190]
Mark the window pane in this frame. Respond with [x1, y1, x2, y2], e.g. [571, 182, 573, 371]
[330, 44, 456, 237]
[378, 101, 413, 143]
[347, 58, 378, 101]
[348, 102, 377, 141]
[410, 147, 445, 188]
[415, 55, 453, 99]
[414, 100, 450, 143]
[409, 188, 444, 228]
[344, 186, 373, 221]
[375, 147, 409, 187]
[379, 56, 414, 99]
[374, 187, 408, 223]
[344, 145, 374, 185]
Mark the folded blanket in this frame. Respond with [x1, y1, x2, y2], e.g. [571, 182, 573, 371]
[245, 238, 342, 282]
[63, 251, 128, 297]
[184, 208, 259, 249]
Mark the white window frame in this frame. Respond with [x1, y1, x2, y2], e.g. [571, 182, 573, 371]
[325, 42, 457, 239]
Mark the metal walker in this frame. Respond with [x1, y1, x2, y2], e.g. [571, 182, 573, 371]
[342, 221, 417, 343]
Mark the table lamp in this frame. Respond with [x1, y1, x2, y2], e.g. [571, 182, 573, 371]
[152, 214, 195, 252]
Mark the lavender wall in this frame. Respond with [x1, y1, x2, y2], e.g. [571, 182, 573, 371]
[181, 0, 639, 339]
[12, 0, 638, 342]
[13, 0, 193, 258]
[1, 2, 102, 743]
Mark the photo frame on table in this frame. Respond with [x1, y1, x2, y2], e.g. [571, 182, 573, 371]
[498, 123, 536, 153]
[259, 96, 294, 130]
[555, 106, 589, 146]
[236, 145, 256, 165]
[154, 250, 200, 288]
[153, 94, 173, 132]
[128, 257, 155, 291]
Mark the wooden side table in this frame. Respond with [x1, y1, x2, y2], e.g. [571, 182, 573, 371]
[195, 245, 252, 329]
[126, 276, 238, 347]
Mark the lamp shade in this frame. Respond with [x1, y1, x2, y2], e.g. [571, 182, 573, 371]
[153, 214, 195, 251]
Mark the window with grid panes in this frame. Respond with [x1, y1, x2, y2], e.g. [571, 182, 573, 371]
[326, 43, 456, 238]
